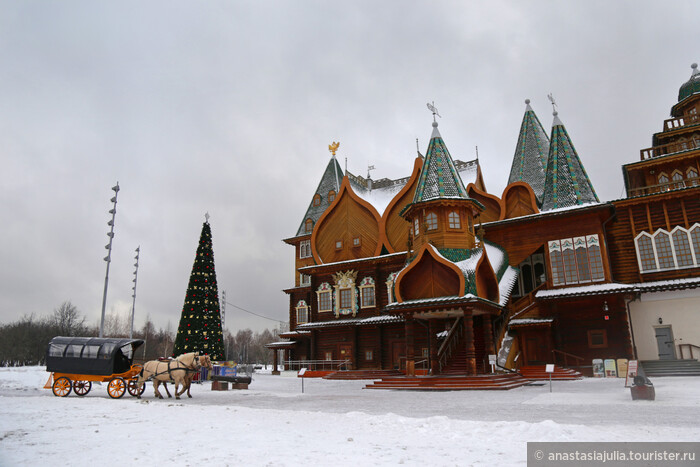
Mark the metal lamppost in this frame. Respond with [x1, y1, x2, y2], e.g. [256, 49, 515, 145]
[129, 246, 140, 339]
[99, 183, 119, 338]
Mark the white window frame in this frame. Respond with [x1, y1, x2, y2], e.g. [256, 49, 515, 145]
[548, 234, 606, 286]
[316, 282, 333, 312]
[299, 240, 312, 259]
[385, 272, 399, 305]
[295, 300, 309, 324]
[634, 224, 700, 273]
[299, 273, 311, 286]
[358, 277, 375, 308]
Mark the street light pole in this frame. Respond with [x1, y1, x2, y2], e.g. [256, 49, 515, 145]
[130, 246, 140, 339]
[99, 182, 119, 338]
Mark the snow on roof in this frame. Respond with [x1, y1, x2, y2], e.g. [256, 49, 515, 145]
[498, 266, 518, 306]
[536, 282, 637, 299]
[384, 294, 482, 310]
[509, 318, 554, 325]
[352, 180, 406, 215]
[535, 278, 700, 299]
[483, 202, 607, 227]
[296, 315, 404, 329]
[298, 251, 406, 270]
[264, 341, 297, 348]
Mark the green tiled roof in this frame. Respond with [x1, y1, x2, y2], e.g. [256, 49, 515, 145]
[413, 122, 469, 203]
[678, 63, 700, 103]
[295, 157, 343, 237]
[508, 100, 550, 204]
[541, 112, 599, 211]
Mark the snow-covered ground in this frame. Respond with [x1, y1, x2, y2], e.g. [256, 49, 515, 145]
[1, 367, 699, 466]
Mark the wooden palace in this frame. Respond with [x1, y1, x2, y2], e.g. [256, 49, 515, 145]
[269, 63, 700, 381]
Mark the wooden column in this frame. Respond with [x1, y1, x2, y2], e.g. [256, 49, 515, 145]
[463, 310, 477, 375]
[310, 330, 316, 361]
[378, 326, 384, 370]
[353, 327, 359, 370]
[272, 348, 280, 375]
[405, 314, 415, 376]
[429, 319, 440, 375]
[483, 314, 495, 363]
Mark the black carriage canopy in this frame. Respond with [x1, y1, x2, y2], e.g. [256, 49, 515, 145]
[46, 337, 144, 376]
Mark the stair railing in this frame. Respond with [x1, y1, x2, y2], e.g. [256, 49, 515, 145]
[493, 283, 546, 353]
[438, 317, 463, 373]
[551, 349, 584, 368]
[678, 343, 700, 360]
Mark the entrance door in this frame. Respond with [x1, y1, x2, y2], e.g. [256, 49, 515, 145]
[655, 327, 676, 360]
[522, 328, 551, 365]
[339, 344, 353, 369]
[391, 342, 403, 370]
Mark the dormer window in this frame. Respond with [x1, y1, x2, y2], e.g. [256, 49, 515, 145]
[328, 190, 336, 203]
[313, 194, 321, 206]
[305, 219, 313, 233]
[426, 212, 438, 230]
[448, 211, 461, 229]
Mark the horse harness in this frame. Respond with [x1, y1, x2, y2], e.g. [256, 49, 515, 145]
[149, 358, 200, 382]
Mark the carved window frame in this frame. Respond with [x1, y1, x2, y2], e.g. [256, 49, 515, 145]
[316, 282, 333, 313]
[295, 300, 309, 324]
[385, 271, 399, 305]
[359, 276, 375, 308]
[332, 270, 358, 318]
[635, 224, 700, 273]
[299, 240, 312, 259]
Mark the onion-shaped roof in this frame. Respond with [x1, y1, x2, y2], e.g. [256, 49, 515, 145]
[678, 63, 700, 103]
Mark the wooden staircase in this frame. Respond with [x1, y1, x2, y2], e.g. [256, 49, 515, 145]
[323, 369, 404, 380]
[518, 365, 583, 380]
[365, 373, 530, 390]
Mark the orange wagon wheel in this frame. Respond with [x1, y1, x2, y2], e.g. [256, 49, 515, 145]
[127, 378, 145, 397]
[107, 377, 126, 399]
[52, 376, 72, 397]
[73, 380, 92, 396]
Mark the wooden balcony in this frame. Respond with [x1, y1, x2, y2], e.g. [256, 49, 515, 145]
[663, 113, 699, 132]
[628, 176, 700, 197]
[640, 137, 700, 160]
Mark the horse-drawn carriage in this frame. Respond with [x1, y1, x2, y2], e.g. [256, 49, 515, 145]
[45, 336, 145, 398]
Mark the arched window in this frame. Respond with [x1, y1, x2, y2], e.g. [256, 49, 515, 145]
[688, 167, 699, 186]
[295, 300, 309, 324]
[654, 232, 675, 269]
[426, 212, 438, 230]
[691, 225, 700, 263]
[672, 228, 694, 267]
[313, 194, 321, 206]
[328, 190, 336, 203]
[305, 219, 313, 233]
[636, 234, 656, 272]
[448, 211, 461, 229]
[658, 172, 669, 184]
[672, 170, 685, 189]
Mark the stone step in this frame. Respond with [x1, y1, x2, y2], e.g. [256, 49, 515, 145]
[365, 373, 530, 391]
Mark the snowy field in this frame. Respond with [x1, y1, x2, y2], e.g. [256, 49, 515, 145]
[1, 367, 700, 466]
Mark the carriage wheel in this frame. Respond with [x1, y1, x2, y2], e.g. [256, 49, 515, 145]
[52, 376, 72, 397]
[127, 378, 145, 397]
[73, 380, 92, 396]
[107, 377, 126, 399]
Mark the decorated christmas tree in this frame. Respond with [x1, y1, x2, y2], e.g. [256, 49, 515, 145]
[172, 215, 225, 360]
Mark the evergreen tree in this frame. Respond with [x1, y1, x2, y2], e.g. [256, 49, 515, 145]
[172, 218, 225, 360]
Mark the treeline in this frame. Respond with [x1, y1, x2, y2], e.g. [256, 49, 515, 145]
[0, 301, 284, 367]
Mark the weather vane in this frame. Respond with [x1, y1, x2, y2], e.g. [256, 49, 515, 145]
[328, 141, 340, 156]
[547, 93, 558, 113]
[426, 101, 441, 122]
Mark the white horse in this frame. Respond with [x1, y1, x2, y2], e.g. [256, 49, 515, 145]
[136, 353, 208, 399]
[160, 354, 213, 399]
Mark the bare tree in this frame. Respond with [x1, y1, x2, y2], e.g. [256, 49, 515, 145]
[52, 301, 86, 337]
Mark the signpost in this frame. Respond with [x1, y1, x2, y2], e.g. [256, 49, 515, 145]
[545, 364, 555, 393]
[299, 368, 307, 393]
[488, 354, 497, 373]
[625, 360, 638, 388]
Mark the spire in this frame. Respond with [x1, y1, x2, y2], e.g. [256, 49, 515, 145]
[541, 110, 599, 211]
[295, 154, 344, 236]
[507, 99, 550, 203]
[413, 119, 468, 203]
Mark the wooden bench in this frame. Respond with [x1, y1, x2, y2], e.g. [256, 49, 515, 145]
[210, 375, 252, 390]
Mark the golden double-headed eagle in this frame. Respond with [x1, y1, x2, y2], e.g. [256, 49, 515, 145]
[328, 141, 340, 156]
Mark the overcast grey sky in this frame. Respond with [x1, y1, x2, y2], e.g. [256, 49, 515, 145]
[2, 1, 699, 334]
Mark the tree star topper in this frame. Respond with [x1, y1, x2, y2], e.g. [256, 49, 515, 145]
[328, 141, 340, 156]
